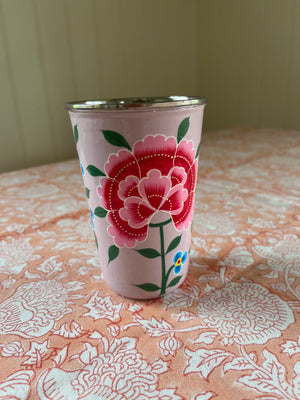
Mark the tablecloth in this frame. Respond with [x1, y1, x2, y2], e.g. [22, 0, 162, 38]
[0, 128, 299, 400]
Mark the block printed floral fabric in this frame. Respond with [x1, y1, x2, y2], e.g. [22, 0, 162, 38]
[0, 128, 299, 399]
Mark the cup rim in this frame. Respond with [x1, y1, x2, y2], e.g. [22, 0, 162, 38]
[64, 95, 207, 111]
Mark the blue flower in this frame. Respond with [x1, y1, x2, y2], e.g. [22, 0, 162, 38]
[80, 162, 85, 176]
[89, 207, 95, 230]
[173, 250, 188, 274]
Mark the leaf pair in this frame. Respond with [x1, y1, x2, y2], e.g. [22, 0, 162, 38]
[135, 275, 182, 292]
[136, 235, 182, 259]
[76, 118, 191, 148]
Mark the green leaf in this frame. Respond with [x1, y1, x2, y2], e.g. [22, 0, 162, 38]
[108, 245, 119, 264]
[85, 187, 90, 199]
[166, 235, 182, 254]
[167, 275, 182, 288]
[177, 117, 190, 143]
[134, 283, 160, 292]
[74, 125, 79, 144]
[94, 207, 107, 218]
[87, 165, 106, 177]
[94, 232, 98, 249]
[195, 142, 200, 159]
[135, 248, 161, 258]
[102, 130, 131, 150]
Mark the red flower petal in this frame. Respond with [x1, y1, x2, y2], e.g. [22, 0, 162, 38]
[139, 170, 171, 210]
[160, 185, 188, 214]
[120, 197, 155, 228]
[118, 176, 140, 200]
[184, 160, 197, 193]
[172, 160, 198, 229]
[134, 135, 176, 177]
[97, 178, 122, 211]
[107, 211, 148, 248]
[168, 166, 187, 187]
[172, 192, 195, 230]
[105, 150, 140, 182]
[174, 140, 195, 174]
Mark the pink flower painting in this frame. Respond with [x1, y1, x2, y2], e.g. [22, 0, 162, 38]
[97, 134, 197, 248]
[83, 117, 199, 294]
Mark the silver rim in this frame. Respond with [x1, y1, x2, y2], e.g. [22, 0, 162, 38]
[64, 95, 207, 111]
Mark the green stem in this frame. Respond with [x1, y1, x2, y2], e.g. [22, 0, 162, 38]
[165, 264, 175, 287]
[159, 224, 167, 295]
[148, 218, 172, 296]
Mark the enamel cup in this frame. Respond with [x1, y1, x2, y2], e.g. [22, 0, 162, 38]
[65, 96, 207, 299]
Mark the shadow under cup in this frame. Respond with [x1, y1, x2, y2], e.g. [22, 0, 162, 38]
[65, 96, 207, 299]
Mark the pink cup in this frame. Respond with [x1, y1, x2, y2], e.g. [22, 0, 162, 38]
[65, 96, 207, 299]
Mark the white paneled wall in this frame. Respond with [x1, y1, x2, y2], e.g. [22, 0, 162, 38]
[0, 0, 299, 173]
[195, 0, 300, 132]
[0, 0, 201, 172]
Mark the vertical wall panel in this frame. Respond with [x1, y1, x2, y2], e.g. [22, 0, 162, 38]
[66, 0, 101, 99]
[139, 0, 200, 96]
[236, 1, 266, 127]
[93, 0, 127, 97]
[258, 0, 294, 128]
[124, 0, 178, 96]
[1, 0, 55, 168]
[284, 0, 300, 129]
[34, 0, 77, 161]
[150, 0, 200, 95]
[196, 0, 242, 131]
[93, 0, 200, 98]
[118, 0, 154, 96]
[0, 3, 26, 171]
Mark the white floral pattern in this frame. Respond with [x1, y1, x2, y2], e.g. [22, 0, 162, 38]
[0, 238, 41, 275]
[159, 335, 182, 357]
[37, 336, 183, 399]
[196, 282, 294, 345]
[0, 370, 34, 400]
[253, 234, 300, 276]
[0, 341, 24, 357]
[223, 246, 254, 268]
[193, 212, 238, 236]
[82, 291, 123, 322]
[0, 280, 83, 338]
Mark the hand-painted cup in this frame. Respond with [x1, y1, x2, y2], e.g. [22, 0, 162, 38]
[65, 96, 207, 299]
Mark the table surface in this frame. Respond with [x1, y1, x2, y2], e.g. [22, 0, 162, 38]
[0, 128, 299, 400]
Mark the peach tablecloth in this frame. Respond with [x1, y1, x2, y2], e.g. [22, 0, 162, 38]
[0, 128, 299, 400]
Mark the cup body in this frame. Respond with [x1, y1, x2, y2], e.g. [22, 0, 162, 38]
[66, 97, 206, 299]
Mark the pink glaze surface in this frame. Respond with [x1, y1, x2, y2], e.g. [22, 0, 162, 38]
[68, 106, 205, 298]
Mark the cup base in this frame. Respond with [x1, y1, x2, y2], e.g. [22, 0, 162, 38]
[103, 267, 189, 300]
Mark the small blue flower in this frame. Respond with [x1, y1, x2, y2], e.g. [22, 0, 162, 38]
[89, 207, 95, 230]
[173, 250, 188, 274]
[80, 162, 85, 176]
